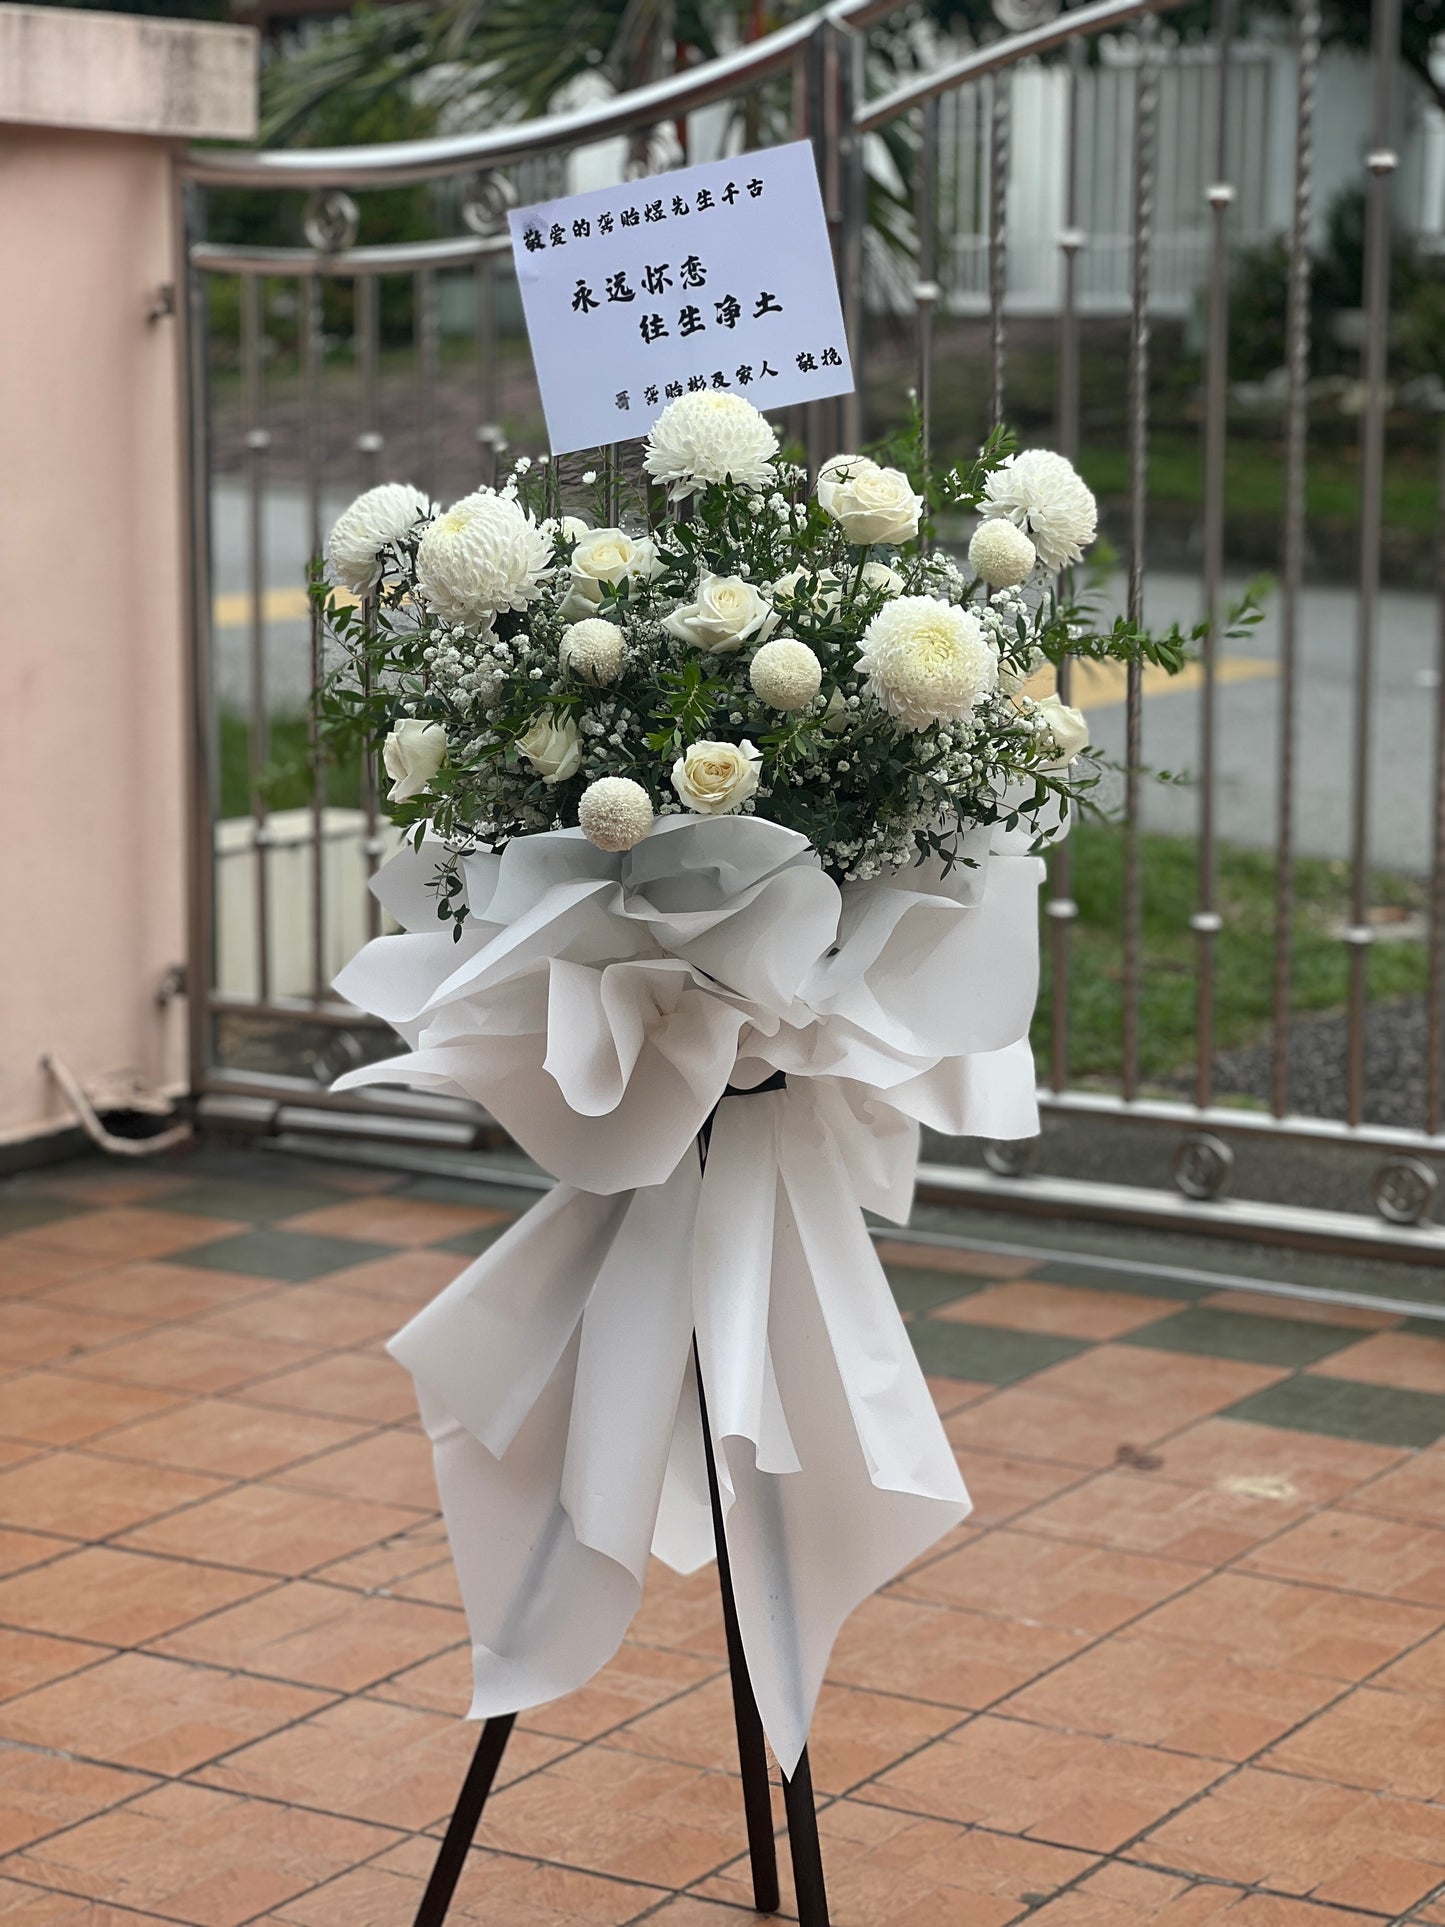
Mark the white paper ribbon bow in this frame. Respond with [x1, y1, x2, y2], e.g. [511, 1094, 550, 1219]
[333, 814, 1044, 1771]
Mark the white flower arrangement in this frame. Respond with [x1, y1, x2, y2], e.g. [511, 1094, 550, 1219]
[317, 403, 1199, 926]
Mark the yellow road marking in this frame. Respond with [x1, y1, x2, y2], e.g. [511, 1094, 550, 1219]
[213, 586, 356, 626]
[1026, 655, 1276, 710]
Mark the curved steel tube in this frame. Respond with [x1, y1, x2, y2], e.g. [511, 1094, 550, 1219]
[182, 0, 904, 188]
[190, 234, 512, 275]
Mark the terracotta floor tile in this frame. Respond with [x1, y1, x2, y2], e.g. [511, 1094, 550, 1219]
[1001, 1630, 1339, 1761]
[696, 1796, 1096, 1926]
[0, 1749, 153, 1855]
[1310, 1330, 1445, 1394]
[278, 1427, 440, 1510]
[1263, 1684, 1445, 1801]
[1205, 1289, 1401, 1331]
[97, 1396, 366, 1479]
[267, 1837, 659, 1927]
[0, 1625, 111, 1702]
[5, 1779, 398, 1927]
[153, 1577, 463, 1691]
[1029, 1858, 1382, 1925]
[21, 1208, 247, 1262]
[0, 1239, 115, 1293]
[895, 1527, 1204, 1633]
[0, 1302, 149, 1369]
[120, 1481, 423, 1577]
[1149, 1417, 1409, 1503]
[17, 1164, 192, 1207]
[198, 1693, 550, 1829]
[1022, 1467, 1311, 1563]
[278, 1198, 507, 1245]
[622, 1560, 728, 1661]
[1130, 1568, 1441, 1679]
[1023, 1345, 1288, 1425]
[1, 1650, 333, 1774]
[238, 1351, 417, 1424]
[616, 1674, 958, 1794]
[44, 1261, 277, 1325]
[863, 1715, 1224, 1852]
[946, 1386, 1174, 1470]
[0, 1450, 225, 1540]
[390, 1558, 463, 1608]
[925, 1375, 993, 1415]
[66, 1323, 318, 1395]
[936, 1280, 1180, 1340]
[460, 1741, 765, 1888]
[1373, 1624, 1445, 1700]
[0, 1546, 268, 1645]
[875, 1240, 1037, 1280]
[1342, 1451, 1445, 1526]
[1241, 1507, 1445, 1606]
[827, 1590, 1085, 1709]
[308, 1246, 462, 1309]
[954, 1450, 1087, 1526]
[0, 1526, 70, 1579]
[311, 1518, 451, 1592]
[0, 1370, 181, 1447]
[1137, 1764, 1445, 1914]
[0, 1879, 166, 1927]
[204, 1284, 403, 1349]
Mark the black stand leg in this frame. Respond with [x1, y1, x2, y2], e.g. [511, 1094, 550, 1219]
[412, 1712, 515, 1927]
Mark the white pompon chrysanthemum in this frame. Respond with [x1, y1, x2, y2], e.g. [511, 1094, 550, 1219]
[978, 450, 1097, 573]
[578, 776, 655, 851]
[415, 489, 551, 622]
[326, 483, 429, 595]
[749, 638, 822, 711]
[858, 596, 998, 731]
[560, 618, 626, 686]
[968, 518, 1037, 589]
[643, 392, 779, 499]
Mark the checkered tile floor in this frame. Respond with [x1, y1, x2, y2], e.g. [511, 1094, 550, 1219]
[2, 1143, 1445, 1923]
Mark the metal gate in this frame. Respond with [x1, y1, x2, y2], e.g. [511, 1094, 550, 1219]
[175, 0, 1445, 1260]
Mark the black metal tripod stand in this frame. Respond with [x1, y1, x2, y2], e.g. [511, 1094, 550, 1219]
[413, 1082, 830, 1925]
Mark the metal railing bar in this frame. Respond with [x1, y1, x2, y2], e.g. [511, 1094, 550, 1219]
[1040, 1087, 1445, 1156]
[1271, 0, 1319, 1118]
[355, 275, 383, 942]
[1345, 0, 1401, 1127]
[855, 0, 1191, 132]
[1429, 423, 1445, 1134]
[986, 69, 1010, 430]
[242, 274, 273, 1007]
[915, 96, 938, 473]
[190, 235, 512, 276]
[302, 273, 328, 1005]
[182, 0, 908, 189]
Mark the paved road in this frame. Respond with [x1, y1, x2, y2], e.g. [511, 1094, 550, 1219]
[211, 479, 1443, 874]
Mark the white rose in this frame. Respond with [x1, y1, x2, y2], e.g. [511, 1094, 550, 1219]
[559, 527, 660, 621]
[816, 455, 923, 546]
[1034, 693, 1090, 767]
[771, 566, 844, 615]
[862, 561, 907, 597]
[671, 739, 763, 815]
[664, 575, 777, 654]
[517, 710, 583, 785]
[382, 718, 447, 803]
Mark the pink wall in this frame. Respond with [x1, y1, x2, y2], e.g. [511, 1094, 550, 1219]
[0, 9, 257, 1146]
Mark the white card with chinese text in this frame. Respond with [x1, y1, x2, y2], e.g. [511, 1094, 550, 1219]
[509, 141, 854, 457]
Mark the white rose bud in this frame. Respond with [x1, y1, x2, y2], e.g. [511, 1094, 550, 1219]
[1034, 693, 1091, 767]
[664, 575, 777, 654]
[560, 618, 626, 686]
[750, 638, 822, 711]
[382, 718, 447, 803]
[671, 739, 763, 815]
[517, 709, 583, 785]
[771, 565, 844, 615]
[578, 776, 654, 852]
[968, 519, 1037, 589]
[816, 455, 923, 546]
[861, 560, 907, 596]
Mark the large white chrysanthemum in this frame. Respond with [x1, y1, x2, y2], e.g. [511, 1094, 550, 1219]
[326, 483, 429, 595]
[643, 392, 779, 499]
[978, 450, 1097, 573]
[415, 490, 551, 622]
[857, 596, 998, 730]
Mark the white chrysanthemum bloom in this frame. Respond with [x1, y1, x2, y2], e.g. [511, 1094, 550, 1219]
[665, 575, 777, 654]
[1033, 693, 1091, 767]
[578, 776, 654, 851]
[968, 518, 1037, 589]
[672, 740, 763, 815]
[858, 596, 998, 730]
[382, 718, 446, 802]
[415, 490, 551, 622]
[326, 483, 429, 595]
[643, 392, 779, 499]
[979, 450, 1097, 573]
[817, 455, 923, 545]
[750, 638, 822, 711]
[560, 617, 626, 686]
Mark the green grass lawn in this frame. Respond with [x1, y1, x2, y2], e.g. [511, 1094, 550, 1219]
[1037, 821, 1429, 1089]
[219, 711, 362, 819]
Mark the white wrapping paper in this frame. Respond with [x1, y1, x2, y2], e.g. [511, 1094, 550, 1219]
[333, 814, 1044, 1771]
